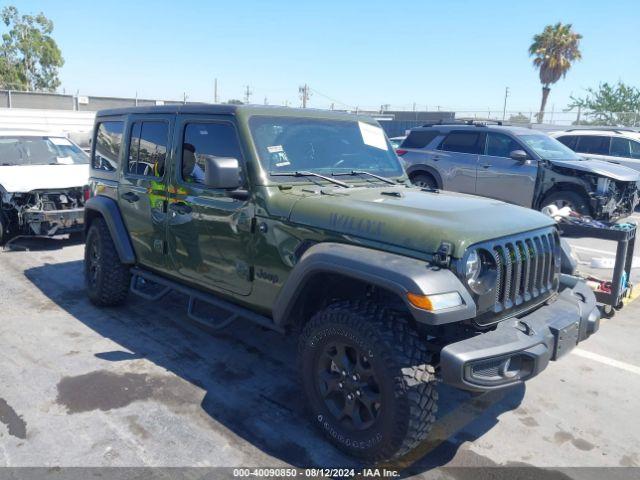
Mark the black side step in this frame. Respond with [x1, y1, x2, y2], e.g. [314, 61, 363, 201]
[129, 267, 284, 333]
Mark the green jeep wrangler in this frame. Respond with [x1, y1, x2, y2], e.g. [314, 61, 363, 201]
[84, 105, 600, 461]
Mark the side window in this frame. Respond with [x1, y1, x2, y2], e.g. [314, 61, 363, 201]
[630, 140, 640, 159]
[438, 131, 482, 154]
[93, 121, 124, 171]
[485, 132, 523, 157]
[610, 137, 630, 158]
[401, 130, 439, 149]
[556, 135, 577, 150]
[575, 135, 610, 155]
[127, 121, 168, 177]
[181, 122, 242, 185]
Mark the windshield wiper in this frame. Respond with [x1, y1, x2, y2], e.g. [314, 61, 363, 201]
[332, 170, 396, 185]
[269, 171, 351, 188]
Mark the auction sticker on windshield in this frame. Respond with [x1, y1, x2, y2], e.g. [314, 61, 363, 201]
[49, 137, 73, 146]
[358, 121, 387, 150]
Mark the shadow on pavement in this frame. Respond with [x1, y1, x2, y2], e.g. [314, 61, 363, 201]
[24, 259, 525, 473]
[2, 235, 83, 252]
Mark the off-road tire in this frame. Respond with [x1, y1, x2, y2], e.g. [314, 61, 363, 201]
[542, 191, 591, 216]
[298, 300, 438, 461]
[411, 173, 437, 190]
[84, 217, 130, 306]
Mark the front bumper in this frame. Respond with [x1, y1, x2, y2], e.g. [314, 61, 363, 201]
[24, 207, 84, 236]
[440, 277, 600, 391]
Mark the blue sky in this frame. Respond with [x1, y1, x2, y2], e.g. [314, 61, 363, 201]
[8, 0, 640, 112]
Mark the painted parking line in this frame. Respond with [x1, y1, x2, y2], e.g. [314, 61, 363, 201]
[623, 285, 640, 305]
[572, 348, 640, 376]
[571, 245, 616, 256]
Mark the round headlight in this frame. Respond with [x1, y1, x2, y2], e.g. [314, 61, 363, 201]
[465, 250, 481, 282]
[465, 249, 497, 295]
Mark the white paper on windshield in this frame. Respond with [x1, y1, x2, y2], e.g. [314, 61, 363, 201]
[49, 137, 72, 146]
[358, 122, 387, 150]
[56, 156, 74, 164]
[267, 145, 284, 153]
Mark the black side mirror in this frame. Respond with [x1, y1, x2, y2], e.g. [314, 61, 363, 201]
[510, 150, 529, 162]
[203, 157, 242, 189]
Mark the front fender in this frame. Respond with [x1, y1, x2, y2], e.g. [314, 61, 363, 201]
[272, 242, 476, 326]
[84, 195, 136, 264]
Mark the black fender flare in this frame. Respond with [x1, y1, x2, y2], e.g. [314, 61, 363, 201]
[272, 242, 475, 327]
[405, 164, 443, 188]
[84, 196, 136, 264]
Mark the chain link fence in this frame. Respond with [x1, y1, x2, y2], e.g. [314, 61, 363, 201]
[0, 89, 198, 111]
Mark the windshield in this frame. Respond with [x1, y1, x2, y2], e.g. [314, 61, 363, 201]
[249, 116, 404, 181]
[0, 136, 89, 166]
[518, 134, 581, 161]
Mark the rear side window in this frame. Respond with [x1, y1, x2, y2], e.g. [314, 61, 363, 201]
[93, 121, 124, 171]
[556, 135, 577, 150]
[401, 130, 439, 149]
[610, 137, 630, 157]
[127, 121, 169, 177]
[575, 135, 610, 155]
[439, 131, 483, 154]
[485, 132, 523, 157]
[181, 122, 242, 185]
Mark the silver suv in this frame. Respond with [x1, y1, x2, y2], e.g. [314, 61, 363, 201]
[398, 121, 640, 221]
[551, 128, 640, 172]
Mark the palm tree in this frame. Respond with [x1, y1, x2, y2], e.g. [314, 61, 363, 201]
[529, 23, 582, 123]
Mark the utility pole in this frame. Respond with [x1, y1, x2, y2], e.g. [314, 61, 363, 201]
[244, 85, 252, 104]
[214, 78, 218, 103]
[502, 86, 510, 121]
[299, 84, 311, 108]
[183, 92, 188, 104]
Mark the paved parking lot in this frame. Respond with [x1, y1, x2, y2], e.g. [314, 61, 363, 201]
[0, 219, 639, 476]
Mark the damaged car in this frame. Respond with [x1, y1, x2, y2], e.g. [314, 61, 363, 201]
[397, 122, 640, 220]
[0, 130, 90, 244]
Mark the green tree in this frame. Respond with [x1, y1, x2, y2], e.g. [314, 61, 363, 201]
[569, 81, 640, 126]
[0, 5, 64, 91]
[508, 112, 530, 124]
[529, 22, 582, 123]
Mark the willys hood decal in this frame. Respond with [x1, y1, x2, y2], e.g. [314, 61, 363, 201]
[0, 164, 90, 193]
[288, 186, 555, 258]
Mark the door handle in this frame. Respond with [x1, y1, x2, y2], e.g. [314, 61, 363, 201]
[169, 202, 193, 215]
[122, 192, 139, 203]
[482, 164, 492, 169]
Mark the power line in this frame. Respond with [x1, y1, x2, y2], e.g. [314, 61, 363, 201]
[308, 86, 354, 110]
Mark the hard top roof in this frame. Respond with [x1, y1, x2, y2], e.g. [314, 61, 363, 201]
[95, 103, 367, 121]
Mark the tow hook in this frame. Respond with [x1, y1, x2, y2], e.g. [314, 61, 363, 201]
[516, 320, 534, 336]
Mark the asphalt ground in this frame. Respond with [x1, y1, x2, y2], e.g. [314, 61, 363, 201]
[0, 223, 639, 478]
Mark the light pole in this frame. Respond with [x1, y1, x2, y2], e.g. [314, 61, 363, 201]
[502, 87, 510, 121]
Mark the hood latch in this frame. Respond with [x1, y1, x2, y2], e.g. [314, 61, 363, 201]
[434, 241, 453, 267]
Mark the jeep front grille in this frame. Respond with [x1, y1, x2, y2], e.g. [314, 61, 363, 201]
[475, 227, 560, 325]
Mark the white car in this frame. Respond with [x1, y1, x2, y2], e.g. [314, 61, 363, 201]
[0, 130, 90, 244]
[551, 128, 640, 172]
